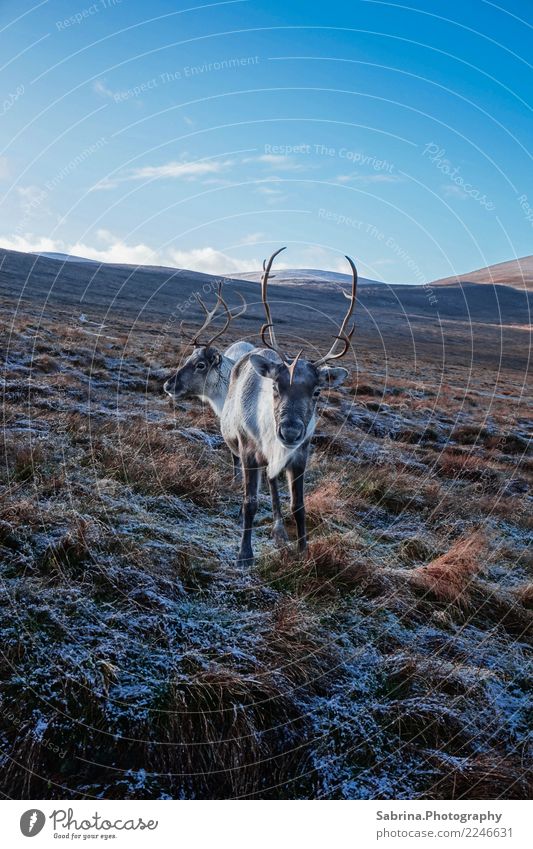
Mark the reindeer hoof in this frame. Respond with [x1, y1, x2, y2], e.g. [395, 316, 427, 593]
[272, 524, 289, 549]
[236, 551, 254, 568]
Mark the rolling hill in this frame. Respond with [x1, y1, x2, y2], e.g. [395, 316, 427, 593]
[0, 247, 531, 371]
[432, 255, 533, 292]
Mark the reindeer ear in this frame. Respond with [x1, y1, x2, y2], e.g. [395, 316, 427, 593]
[249, 354, 279, 380]
[318, 366, 348, 388]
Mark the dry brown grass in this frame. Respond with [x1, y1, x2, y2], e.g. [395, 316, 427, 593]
[514, 582, 533, 609]
[345, 463, 439, 514]
[31, 353, 60, 373]
[0, 438, 46, 484]
[37, 518, 94, 580]
[427, 753, 532, 800]
[436, 448, 491, 481]
[410, 531, 488, 604]
[1, 299, 530, 800]
[94, 422, 227, 507]
[144, 662, 310, 799]
[259, 533, 369, 598]
[306, 477, 347, 525]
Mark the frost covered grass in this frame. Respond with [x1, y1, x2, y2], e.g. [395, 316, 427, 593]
[0, 308, 531, 799]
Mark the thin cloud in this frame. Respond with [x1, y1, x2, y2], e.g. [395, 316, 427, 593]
[241, 232, 264, 245]
[243, 154, 304, 170]
[441, 183, 469, 200]
[255, 184, 288, 204]
[335, 172, 404, 184]
[93, 79, 117, 100]
[92, 159, 233, 191]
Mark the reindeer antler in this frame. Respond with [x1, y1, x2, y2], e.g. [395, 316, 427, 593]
[259, 249, 357, 380]
[259, 247, 307, 384]
[183, 281, 247, 348]
[313, 255, 358, 366]
[260, 246, 287, 359]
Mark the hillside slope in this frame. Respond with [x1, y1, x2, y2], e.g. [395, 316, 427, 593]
[1, 248, 531, 372]
[432, 255, 533, 292]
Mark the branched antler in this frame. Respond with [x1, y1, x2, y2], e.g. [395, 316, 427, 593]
[313, 255, 358, 366]
[259, 248, 357, 379]
[183, 281, 247, 348]
[260, 246, 287, 359]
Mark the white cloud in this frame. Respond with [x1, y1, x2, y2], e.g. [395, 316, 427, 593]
[92, 158, 233, 190]
[70, 238, 157, 265]
[167, 247, 258, 275]
[335, 172, 403, 184]
[441, 183, 468, 200]
[17, 185, 47, 205]
[93, 79, 116, 100]
[244, 154, 303, 170]
[0, 234, 65, 254]
[0, 231, 259, 274]
[255, 184, 288, 205]
[0, 231, 157, 265]
[241, 232, 264, 245]
[199, 177, 234, 187]
[132, 160, 232, 180]
[0, 233, 370, 276]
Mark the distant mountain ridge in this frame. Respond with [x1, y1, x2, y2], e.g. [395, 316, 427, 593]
[27, 249, 533, 293]
[432, 255, 533, 292]
[31, 251, 98, 264]
[231, 268, 381, 288]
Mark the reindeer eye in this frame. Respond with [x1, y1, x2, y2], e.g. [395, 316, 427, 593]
[196, 362, 206, 371]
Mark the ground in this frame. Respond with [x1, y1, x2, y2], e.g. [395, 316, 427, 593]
[0, 297, 531, 800]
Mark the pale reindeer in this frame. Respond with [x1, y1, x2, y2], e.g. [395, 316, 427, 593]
[163, 282, 253, 479]
[221, 247, 358, 567]
[163, 283, 251, 415]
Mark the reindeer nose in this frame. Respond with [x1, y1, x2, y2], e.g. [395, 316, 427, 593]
[278, 421, 304, 446]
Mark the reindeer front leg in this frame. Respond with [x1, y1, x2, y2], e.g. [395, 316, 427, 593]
[237, 453, 260, 567]
[268, 475, 289, 547]
[287, 455, 308, 555]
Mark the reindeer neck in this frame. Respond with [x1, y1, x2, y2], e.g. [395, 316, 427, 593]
[199, 354, 233, 417]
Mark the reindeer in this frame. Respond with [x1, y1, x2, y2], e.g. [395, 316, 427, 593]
[163, 282, 253, 416]
[163, 282, 252, 478]
[221, 247, 358, 567]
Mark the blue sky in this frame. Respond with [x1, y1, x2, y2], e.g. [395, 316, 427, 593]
[0, 0, 531, 282]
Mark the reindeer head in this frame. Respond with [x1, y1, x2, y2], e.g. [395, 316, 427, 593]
[164, 282, 246, 402]
[164, 345, 224, 401]
[249, 247, 357, 448]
